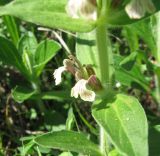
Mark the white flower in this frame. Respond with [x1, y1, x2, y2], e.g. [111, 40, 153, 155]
[71, 79, 96, 102]
[53, 56, 99, 102]
[66, 0, 97, 20]
[66, 0, 82, 19]
[53, 59, 75, 85]
[125, 0, 156, 19]
[53, 66, 66, 85]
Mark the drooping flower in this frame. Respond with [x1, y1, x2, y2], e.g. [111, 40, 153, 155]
[53, 55, 102, 102]
[125, 0, 156, 19]
[53, 66, 66, 85]
[53, 59, 75, 85]
[66, 0, 97, 20]
[71, 79, 96, 102]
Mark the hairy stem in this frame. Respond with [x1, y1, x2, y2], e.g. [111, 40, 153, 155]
[96, 25, 113, 85]
[96, 0, 113, 154]
[96, 0, 113, 87]
[153, 13, 160, 108]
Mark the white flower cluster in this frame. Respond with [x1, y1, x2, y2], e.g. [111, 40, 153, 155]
[53, 55, 102, 102]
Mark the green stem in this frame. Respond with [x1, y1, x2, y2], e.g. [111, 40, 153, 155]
[154, 13, 160, 108]
[155, 13, 160, 63]
[31, 80, 46, 113]
[96, 1, 113, 87]
[154, 75, 160, 108]
[96, 25, 112, 85]
[96, 0, 113, 155]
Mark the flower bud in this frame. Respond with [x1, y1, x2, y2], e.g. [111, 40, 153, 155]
[88, 75, 103, 91]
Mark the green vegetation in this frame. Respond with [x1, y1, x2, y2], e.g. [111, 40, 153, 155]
[0, 0, 160, 156]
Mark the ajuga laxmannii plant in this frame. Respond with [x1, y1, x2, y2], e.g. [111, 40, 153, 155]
[0, 0, 160, 155]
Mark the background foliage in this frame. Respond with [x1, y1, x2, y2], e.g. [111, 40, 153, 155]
[0, 0, 160, 156]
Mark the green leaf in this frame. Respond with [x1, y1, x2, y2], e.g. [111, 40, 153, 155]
[122, 27, 139, 52]
[34, 130, 102, 156]
[0, 0, 11, 5]
[127, 20, 157, 58]
[18, 32, 38, 77]
[66, 107, 75, 130]
[3, 15, 20, 46]
[120, 52, 137, 70]
[12, 86, 37, 103]
[0, 36, 29, 78]
[76, 32, 101, 78]
[149, 124, 160, 156]
[36, 146, 51, 155]
[34, 39, 61, 76]
[20, 136, 36, 142]
[32, 91, 71, 101]
[22, 50, 34, 77]
[0, 0, 96, 32]
[150, 12, 160, 62]
[0, 36, 21, 66]
[12, 88, 71, 103]
[108, 149, 121, 156]
[92, 94, 148, 156]
[18, 32, 38, 58]
[114, 55, 150, 91]
[19, 141, 35, 156]
[59, 152, 73, 156]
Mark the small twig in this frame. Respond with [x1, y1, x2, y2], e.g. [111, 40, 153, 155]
[108, 33, 123, 43]
[59, 29, 77, 37]
[52, 31, 72, 54]
[25, 130, 44, 135]
[38, 27, 73, 54]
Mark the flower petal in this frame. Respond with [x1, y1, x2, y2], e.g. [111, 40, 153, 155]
[53, 66, 66, 85]
[125, 0, 155, 19]
[71, 79, 95, 102]
[71, 86, 79, 98]
[145, 0, 156, 13]
[125, 0, 145, 19]
[66, 0, 82, 19]
[66, 0, 97, 20]
[63, 59, 76, 75]
[80, 89, 96, 102]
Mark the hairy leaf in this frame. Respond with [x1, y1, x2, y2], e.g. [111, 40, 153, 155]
[34, 130, 102, 156]
[0, 0, 96, 32]
[92, 94, 148, 156]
